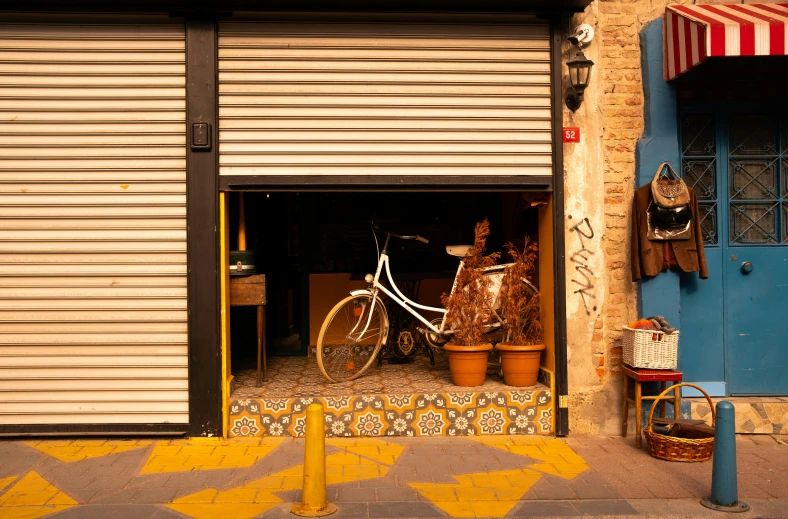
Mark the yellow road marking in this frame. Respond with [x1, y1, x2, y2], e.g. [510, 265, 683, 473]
[141, 437, 284, 474]
[410, 469, 542, 518]
[0, 471, 77, 519]
[168, 439, 406, 519]
[469, 436, 589, 480]
[0, 476, 16, 493]
[23, 440, 145, 463]
[326, 437, 405, 465]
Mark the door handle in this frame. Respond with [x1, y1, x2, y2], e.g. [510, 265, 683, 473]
[741, 261, 754, 275]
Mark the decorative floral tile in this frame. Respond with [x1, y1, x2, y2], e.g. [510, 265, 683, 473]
[353, 409, 387, 436]
[228, 356, 552, 438]
[415, 409, 448, 435]
[229, 386, 551, 438]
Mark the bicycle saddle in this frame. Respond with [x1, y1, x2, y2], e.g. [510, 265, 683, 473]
[445, 245, 472, 257]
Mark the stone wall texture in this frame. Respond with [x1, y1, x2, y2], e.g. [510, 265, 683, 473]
[565, 0, 786, 435]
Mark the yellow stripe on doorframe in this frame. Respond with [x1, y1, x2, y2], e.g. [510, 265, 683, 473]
[220, 191, 231, 438]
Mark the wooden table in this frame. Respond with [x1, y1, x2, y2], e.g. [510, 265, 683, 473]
[229, 274, 267, 386]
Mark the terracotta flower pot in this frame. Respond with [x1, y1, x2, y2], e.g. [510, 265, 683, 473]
[496, 342, 546, 387]
[443, 343, 493, 387]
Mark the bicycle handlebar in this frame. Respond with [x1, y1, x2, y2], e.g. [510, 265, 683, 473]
[371, 221, 429, 245]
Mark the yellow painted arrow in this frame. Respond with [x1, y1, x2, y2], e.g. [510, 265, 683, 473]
[168, 439, 405, 519]
[0, 471, 77, 519]
[409, 469, 543, 518]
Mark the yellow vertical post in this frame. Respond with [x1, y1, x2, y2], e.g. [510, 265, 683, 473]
[220, 192, 231, 438]
[291, 403, 337, 517]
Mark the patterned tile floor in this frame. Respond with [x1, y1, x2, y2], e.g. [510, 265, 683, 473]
[231, 355, 523, 398]
[689, 397, 788, 434]
[228, 355, 552, 438]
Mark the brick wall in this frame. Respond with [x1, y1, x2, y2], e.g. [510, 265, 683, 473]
[567, 0, 776, 433]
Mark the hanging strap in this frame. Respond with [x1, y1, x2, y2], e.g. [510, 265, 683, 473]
[652, 162, 680, 183]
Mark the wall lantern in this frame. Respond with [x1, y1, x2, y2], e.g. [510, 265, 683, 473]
[566, 24, 595, 112]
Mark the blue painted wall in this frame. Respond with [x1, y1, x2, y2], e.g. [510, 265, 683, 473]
[634, 18, 726, 395]
[634, 18, 681, 336]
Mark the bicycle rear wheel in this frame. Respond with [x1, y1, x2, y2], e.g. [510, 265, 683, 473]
[316, 294, 389, 383]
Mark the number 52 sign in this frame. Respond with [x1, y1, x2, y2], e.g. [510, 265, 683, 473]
[563, 127, 580, 142]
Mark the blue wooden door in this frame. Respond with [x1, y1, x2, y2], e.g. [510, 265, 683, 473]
[724, 115, 788, 395]
[680, 111, 788, 395]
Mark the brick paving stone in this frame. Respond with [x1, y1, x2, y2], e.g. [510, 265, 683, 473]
[528, 480, 578, 501]
[261, 502, 370, 519]
[408, 446, 446, 456]
[424, 454, 460, 465]
[592, 474, 657, 500]
[152, 506, 195, 519]
[749, 435, 779, 446]
[376, 486, 423, 502]
[88, 487, 139, 504]
[358, 475, 396, 488]
[368, 501, 443, 518]
[566, 482, 617, 499]
[162, 471, 209, 488]
[82, 474, 137, 491]
[511, 500, 579, 517]
[335, 485, 375, 503]
[570, 499, 639, 516]
[172, 486, 215, 500]
[129, 487, 179, 504]
[51, 504, 161, 519]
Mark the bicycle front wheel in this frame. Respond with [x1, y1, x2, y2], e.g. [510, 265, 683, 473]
[316, 294, 389, 383]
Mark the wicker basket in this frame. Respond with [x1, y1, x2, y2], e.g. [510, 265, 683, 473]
[643, 383, 715, 462]
[622, 326, 679, 369]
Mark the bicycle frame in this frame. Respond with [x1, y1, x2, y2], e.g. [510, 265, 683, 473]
[356, 250, 509, 342]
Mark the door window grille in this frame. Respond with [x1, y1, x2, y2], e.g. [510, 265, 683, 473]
[729, 116, 784, 245]
[679, 113, 788, 246]
[680, 114, 718, 245]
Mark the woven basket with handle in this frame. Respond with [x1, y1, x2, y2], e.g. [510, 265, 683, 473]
[643, 383, 715, 462]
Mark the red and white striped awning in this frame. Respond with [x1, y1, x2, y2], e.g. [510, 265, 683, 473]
[664, 3, 788, 80]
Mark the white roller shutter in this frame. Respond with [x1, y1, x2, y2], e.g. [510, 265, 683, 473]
[218, 14, 552, 178]
[0, 17, 188, 426]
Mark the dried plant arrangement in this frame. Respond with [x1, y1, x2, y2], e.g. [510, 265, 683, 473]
[440, 219, 501, 347]
[500, 238, 543, 345]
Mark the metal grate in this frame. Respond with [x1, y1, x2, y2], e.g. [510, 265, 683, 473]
[680, 114, 717, 245]
[729, 115, 786, 245]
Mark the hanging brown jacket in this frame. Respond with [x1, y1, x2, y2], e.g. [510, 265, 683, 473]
[631, 184, 708, 281]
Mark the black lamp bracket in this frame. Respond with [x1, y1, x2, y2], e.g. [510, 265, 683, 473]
[566, 91, 584, 112]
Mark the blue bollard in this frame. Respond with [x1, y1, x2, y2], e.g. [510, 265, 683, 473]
[700, 401, 750, 513]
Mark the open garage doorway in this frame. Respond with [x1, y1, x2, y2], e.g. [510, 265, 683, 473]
[223, 190, 556, 437]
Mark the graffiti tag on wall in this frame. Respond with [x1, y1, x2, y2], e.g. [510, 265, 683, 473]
[568, 216, 596, 316]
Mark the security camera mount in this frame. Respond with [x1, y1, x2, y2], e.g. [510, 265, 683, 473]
[568, 24, 594, 49]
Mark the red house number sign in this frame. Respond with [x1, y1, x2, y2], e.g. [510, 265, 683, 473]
[563, 127, 580, 142]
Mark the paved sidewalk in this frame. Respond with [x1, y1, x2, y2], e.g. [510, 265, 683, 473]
[0, 434, 786, 519]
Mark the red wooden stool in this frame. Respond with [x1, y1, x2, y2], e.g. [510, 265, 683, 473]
[622, 365, 683, 447]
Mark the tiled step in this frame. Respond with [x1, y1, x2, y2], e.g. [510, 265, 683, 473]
[228, 387, 552, 438]
[687, 396, 788, 434]
[228, 354, 554, 438]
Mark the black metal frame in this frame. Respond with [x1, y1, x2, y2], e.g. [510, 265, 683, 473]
[221, 176, 553, 191]
[0, 423, 188, 437]
[185, 18, 222, 437]
[551, 16, 570, 437]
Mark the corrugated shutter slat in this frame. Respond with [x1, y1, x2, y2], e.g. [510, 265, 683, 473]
[0, 18, 187, 426]
[218, 18, 552, 178]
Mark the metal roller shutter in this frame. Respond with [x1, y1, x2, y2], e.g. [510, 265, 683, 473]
[218, 14, 552, 178]
[0, 16, 188, 426]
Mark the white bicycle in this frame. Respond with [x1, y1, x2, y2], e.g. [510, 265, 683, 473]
[316, 223, 537, 383]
